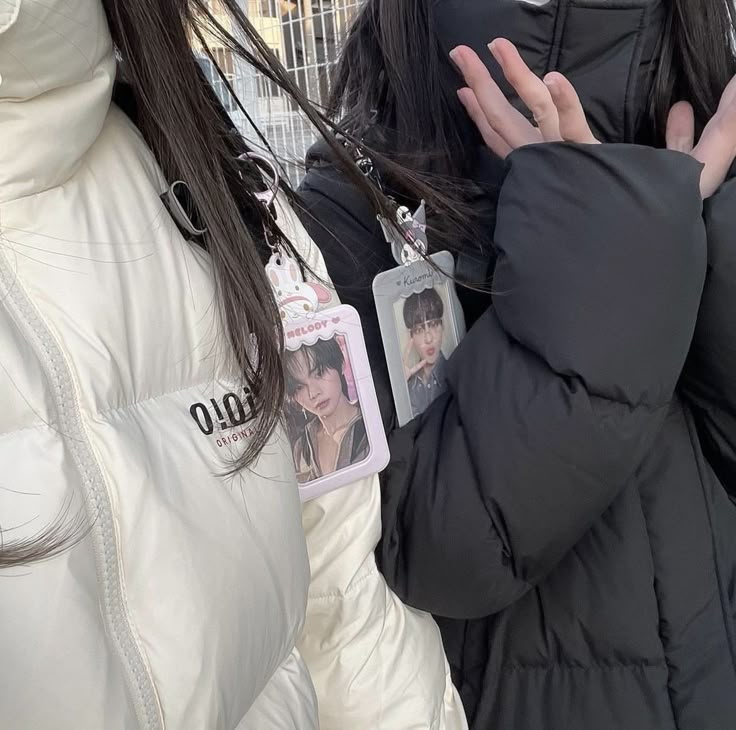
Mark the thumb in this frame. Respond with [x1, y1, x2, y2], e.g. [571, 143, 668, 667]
[718, 74, 736, 112]
[692, 94, 736, 197]
[666, 101, 695, 153]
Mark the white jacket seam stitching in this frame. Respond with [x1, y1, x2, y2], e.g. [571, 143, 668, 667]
[0, 245, 164, 730]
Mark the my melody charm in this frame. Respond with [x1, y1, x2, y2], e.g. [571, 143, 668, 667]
[265, 252, 333, 321]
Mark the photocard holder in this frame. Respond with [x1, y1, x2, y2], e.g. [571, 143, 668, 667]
[251, 155, 389, 501]
[373, 251, 465, 427]
[283, 305, 390, 502]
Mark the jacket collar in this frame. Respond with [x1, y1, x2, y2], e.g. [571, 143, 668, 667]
[0, 0, 115, 204]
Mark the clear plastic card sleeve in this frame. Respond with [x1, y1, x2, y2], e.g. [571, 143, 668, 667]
[282, 304, 390, 502]
[372, 251, 466, 427]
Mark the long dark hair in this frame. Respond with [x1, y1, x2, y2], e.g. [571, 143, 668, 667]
[3, 0, 419, 568]
[331, 0, 736, 177]
[102, 0, 378, 470]
[651, 0, 736, 133]
[0, 500, 89, 570]
[101, 0, 478, 464]
[330, 0, 482, 188]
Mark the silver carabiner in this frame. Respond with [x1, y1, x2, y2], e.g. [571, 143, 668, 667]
[237, 152, 281, 209]
[161, 180, 208, 237]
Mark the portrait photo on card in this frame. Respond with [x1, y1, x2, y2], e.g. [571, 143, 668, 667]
[282, 304, 389, 501]
[373, 251, 465, 427]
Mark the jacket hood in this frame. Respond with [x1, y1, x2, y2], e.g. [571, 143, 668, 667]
[434, 0, 667, 143]
[0, 0, 115, 203]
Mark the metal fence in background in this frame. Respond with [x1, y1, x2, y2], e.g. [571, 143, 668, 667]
[234, 0, 364, 184]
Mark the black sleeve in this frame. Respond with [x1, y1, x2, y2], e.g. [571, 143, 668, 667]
[681, 174, 736, 497]
[377, 144, 707, 619]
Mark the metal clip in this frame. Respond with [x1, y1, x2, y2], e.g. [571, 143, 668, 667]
[237, 152, 280, 209]
[379, 201, 428, 266]
[161, 180, 207, 237]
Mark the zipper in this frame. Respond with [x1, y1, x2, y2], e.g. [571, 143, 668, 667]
[0, 245, 164, 729]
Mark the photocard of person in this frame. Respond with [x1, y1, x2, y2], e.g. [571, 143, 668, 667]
[283, 305, 389, 501]
[373, 251, 465, 427]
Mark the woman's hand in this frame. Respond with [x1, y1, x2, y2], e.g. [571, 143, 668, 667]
[452, 37, 736, 198]
[451, 38, 599, 159]
[666, 76, 736, 198]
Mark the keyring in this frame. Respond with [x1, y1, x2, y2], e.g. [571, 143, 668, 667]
[237, 152, 280, 209]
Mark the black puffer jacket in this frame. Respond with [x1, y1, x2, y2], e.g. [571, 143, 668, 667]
[298, 3, 736, 728]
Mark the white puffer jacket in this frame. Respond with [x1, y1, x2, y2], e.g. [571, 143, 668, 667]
[0, 2, 317, 728]
[299, 483, 469, 730]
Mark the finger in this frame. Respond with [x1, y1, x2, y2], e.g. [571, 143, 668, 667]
[718, 74, 736, 111]
[457, 88, 513, 158]
[543, 72, 599, 144]
[450, 44, 541, 149]
[692, 94, 736, 197]
[666, 101, 695, 153]
[489, 39, 561, 142]
[408, 361, 428, 378]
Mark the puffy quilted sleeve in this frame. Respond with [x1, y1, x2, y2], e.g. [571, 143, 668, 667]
[378, 144, 707, 619]
[681, 174, 736, 497]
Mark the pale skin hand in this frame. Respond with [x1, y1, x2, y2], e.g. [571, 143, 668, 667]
[403, 339, 426, 381]
[666, 77, 736, 197]
[451, 38, 736, 198]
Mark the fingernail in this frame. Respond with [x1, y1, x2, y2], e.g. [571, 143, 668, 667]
[489, 38, 510, 62]
[449, 47, 463, 65]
